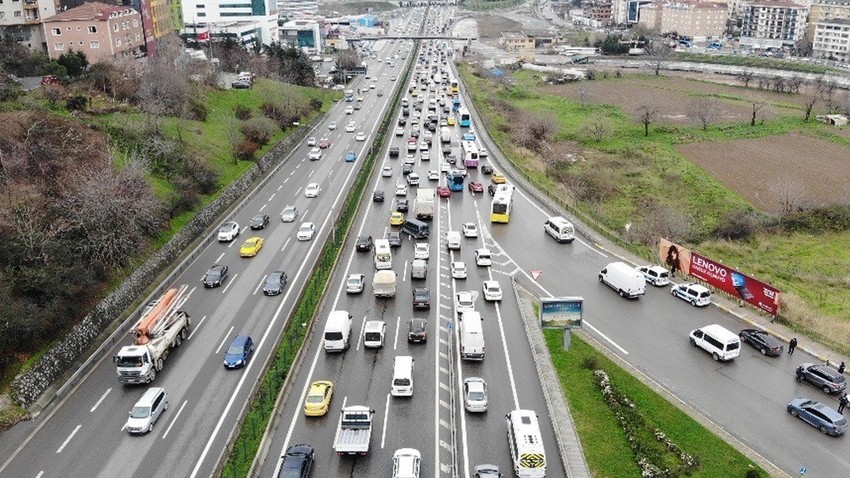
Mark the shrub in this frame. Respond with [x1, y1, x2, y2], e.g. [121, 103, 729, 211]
[185, 156, 220, 194]
[781, 205, 850, 234]
[168, 178, 199, 217]
[241, 117, 277, 146]
[234, 104, 252, 120]
[235, 139, 259, 161]
[310, 98, 323, 111]
[713, 210, 763, 241]
[66, 95, 88, 111]
[188, 97, 208, 121]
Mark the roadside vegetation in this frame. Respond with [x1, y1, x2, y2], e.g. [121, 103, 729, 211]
[545, 330, 765, 477]
[459, 63, 850, 354]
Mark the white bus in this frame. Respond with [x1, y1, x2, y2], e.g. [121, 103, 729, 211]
[461, 140, 479, 169]
[506, 409, 546, 478]
[490, 184, 514, 223]
[374, 239, 392, 270]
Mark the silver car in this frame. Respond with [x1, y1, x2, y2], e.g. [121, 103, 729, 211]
[346, 273, 365, 294]
[463, 377, 488, 412]
[281, 205, 298, 223]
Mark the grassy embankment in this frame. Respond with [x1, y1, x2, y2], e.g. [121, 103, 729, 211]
[460, 65, 850, 348]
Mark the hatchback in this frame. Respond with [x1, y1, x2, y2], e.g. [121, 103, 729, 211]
[382, 166, 394, 177]
[787, 398, 848, 436]
[223, 335, 254, 369]
[797, 363, 847, 394]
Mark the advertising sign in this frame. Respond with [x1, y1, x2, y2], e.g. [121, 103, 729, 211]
[540, 297, 584, 329]
[659, 238, 692, 277]
[688, 253, 781, 315]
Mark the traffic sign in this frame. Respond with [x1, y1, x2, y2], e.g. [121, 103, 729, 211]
[530, 269, 542, 280]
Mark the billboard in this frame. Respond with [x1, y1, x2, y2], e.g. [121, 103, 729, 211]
[540, 297, 584, 329]
[659, 238, 692, 277]
[689, 253, 781, 316]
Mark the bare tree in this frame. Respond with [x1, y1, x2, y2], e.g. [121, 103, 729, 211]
[645, 40, 673, 76]
[137, 36, 191, 118]
[771, 180, 807, 213]
[803, 96, 817, 122]
[772, 75, 785, 93]
[636, 104, 659, 136]
[514, 111, 560, 152]
[577, 85, 591, 108]
[580, 114, 613, 142]
[788, 75, 804, 94]
[41, 84, 64, 105]
[687, 97, 721, 130]
[816, 78, 839, 112]
[750, 100, 765, 126]
[736, 70, 754, 88]
[628, 205, 694, 246]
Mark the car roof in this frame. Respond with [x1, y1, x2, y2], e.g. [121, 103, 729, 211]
[232, 335, 251, 345]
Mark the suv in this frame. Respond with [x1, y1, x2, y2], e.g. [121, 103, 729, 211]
[408, 318, 428, 343]
[355, 235, 373, 252]
[412, 288, 431, 309]
[797, 363, 847, 394]
[279, 444, 315, 478]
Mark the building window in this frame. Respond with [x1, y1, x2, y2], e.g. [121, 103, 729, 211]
[14, 10, 21, 17]
[54, 42, 64, 51]
[0, 12, 4, 19]
[52, 28, 61, 35]
[198, 12, 206, 16]
[88, 26, 97, 33]
[90, 40, 100, 48]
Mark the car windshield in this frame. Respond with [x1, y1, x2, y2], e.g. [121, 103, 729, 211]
[130, 406, 150, 419]
[306, 394, 324, 404]
[226, 344, 244, 355]
[347, 278, 361, 286]
[468, 391, 486, 401]
[266, 275, 281, 286]
[252, 215, 264, 223]
[207, 270, 221, 278]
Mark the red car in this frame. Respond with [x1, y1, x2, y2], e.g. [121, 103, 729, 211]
[438, 186, 452, 198]
[468, 182, 484, 193]
[319, 138, 331, 149]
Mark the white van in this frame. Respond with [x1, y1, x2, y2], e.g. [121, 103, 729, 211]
[374, 239, 392, 270]
[323, 310, 353, 352]
[402, 97, 409, 108]
[373, 270, 397, 297]
[410, 259, 427, 280]
[440, 126, 452, 144]
[126, 387, 168, 434]
[689, 324, 741, 361]
[446, 231, 461, 250]
[391, 356, 415, 397]
[544, 216, 576, 243]
[363, 320, 386, 349]
[598, 261, 646, 299]
[460, 311, 485, 361]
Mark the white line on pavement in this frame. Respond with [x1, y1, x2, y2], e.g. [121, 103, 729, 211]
[89, 388, 111, 413]
[187, 315, 207, 341]
[215, 326, 234, 355]
[162, 400, 188, 439]
[55, 425, 80, 454]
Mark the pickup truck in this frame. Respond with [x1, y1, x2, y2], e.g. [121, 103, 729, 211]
[334, 406, 374, 456]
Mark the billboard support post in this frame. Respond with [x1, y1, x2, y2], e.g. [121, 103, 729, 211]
[563, 329, 572, 351]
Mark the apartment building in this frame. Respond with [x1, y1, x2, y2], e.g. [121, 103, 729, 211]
[41, 2, 144, 62]
[812, 17, 850, 61]
[807, 0, 850, 42]
[501, 31, 535, 51]
[740, 1, 808, 48]
[181, 0, 278, 47]
[0, 0, 58, 52]
[638, 0, 728, 40]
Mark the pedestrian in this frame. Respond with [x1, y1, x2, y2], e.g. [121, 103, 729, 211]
[839, 393, 848, 414]
[789, 337, 798, 355]
[796, 365, 804, 383]
[840, 361, 846, 375]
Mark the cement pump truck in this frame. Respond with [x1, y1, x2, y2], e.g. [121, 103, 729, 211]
[114, 285, 191, 384]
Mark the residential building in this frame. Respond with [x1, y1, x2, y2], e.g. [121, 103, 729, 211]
[0, 0, 58, 52]
[807, 0, 850, 43]
[501, 31, 534, 51]
[740, 1, 808, 49]
[628, 0, 654, 22]
[181, 0, 278, 47]
[587, 0, 615, 24]
[280, 18, 320, 48]
[41, 2, 143, 61]
[638, 0, 728, 40]
[813, 17, 850, 61]
[277, 0, 318, 18]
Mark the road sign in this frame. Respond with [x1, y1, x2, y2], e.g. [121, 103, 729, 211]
[530, 269, 542, 280]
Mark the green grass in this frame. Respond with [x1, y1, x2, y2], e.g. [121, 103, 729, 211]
[546, 330, 765, 477]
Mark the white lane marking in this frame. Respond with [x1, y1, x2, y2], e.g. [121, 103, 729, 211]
[402, 260, 408, 282]
[260, 204, 267, 211]
[394, 316, 401, 350]
[162, 400, 188, 439]
[381, 393, 391, 449]
[490, 269, 520, 410]
[284, 177, 290, 183]
[280, 237, 291, 252]
[302, 209, 310, 219]
[268, 193, 276, 202]
[215, 252, 225, 263]
[329, 169, 335, 177]
[253, 275, 266, 296]
[35, 471, 44, 478]
[220, 273, 238, 294]
[89, 388, 111, 413]
[55, 425, 80, 454]
[187, 315, 207, 340]
[356, 315, 366, 351]
[277, 185, 283, 191]
[309, 169, 315, 178]
[295, 187, 302, 195]
[215, 326, 235, 355]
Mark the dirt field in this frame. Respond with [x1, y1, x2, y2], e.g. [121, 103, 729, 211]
[541, 76, 804, 124]
[471, 14, 522, 39]
[678, 133, 850, 212]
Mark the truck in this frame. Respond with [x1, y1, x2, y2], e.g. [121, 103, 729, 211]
[414, 188, 436, 220]
[114, 285, 192, 384]
[333, 405, 375, 456]
[373, 270, 397, 298]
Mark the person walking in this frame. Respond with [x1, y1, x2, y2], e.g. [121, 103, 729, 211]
[789, 337, 798, 355]
[839, 393, 848, 414]
[796, 365, 805, 383]
[839, 361, 846, 375]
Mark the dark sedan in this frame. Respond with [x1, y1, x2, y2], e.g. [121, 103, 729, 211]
[356, 235, 374, 252]
[373, 190, 385, 202]
[203, 264, 228, 288]
[397, 199, 409, 212]
[279, 444, 314, 477]
[250, 213, 270, 230]
[223, 335, 254, 369]
[263, 271, 288, 296]
[739, 329, 783, 356]
[389, 146, 400, 158]
[481, 165, 494, 175]
[387, 231, 402, 248]
[412, 288, 431, 310]
[408, 318, 428, 343]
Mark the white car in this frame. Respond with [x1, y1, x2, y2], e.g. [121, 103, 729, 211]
[672, 283, 712, 307]
[308, 148, 321, 160]
[636, 265, 671, 287]
[451, 261, 467, 279]
[356, 131, 367, 141]
[396, 127, 405, 136]
[345, 106, 354, 115]
[346, 273, 365, 294]
[414, 242, 430, 260]
[217, 221, 240, 242]
[391, 76, 397, 81]
[346, 122, 356, 132]
[392, 448, 421, 478]
[440, 161, 451, 173]
[404, 154, 416, 165]
[462, 222, 478, 238]
[428, 170, 439, 181]
[328, 121, 337, 131]
[419, 141, 429, 151]
[455, 291, 476, 315]
[297, 222, 315, 241]
[395, 184, 407, 196]
[382, 166, 393, 177]
[463, 377, 488, 413]
[421, 151, 430, 161]
[305, 183, 321, 198]
[307, 136, 317, 146]
[407, 173, 420, 186]
[482, 280, 502, 301]
[475, 248, 492, 267]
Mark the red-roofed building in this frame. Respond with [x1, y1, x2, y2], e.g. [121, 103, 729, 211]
[42, 2, 144, 62]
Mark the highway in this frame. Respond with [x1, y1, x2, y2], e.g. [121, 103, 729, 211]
[0, 13, 418, 478]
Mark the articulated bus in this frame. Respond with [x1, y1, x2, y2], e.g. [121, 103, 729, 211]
[506, 409, 546, 478]
[490, 184, 514, 223]
[459, 108, 472, 127]
[461, 140, 479, 169]
[447, 171, 465, 191]
[450, 79, 459, 94]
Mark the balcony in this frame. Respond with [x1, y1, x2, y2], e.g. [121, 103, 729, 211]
[24, 0, 38, 7]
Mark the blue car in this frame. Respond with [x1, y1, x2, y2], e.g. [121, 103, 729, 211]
[223, 335, 254, 369]
[345, 151, 357, 162]
[462, 132, 476, 141]
[787, 398, 847, 436]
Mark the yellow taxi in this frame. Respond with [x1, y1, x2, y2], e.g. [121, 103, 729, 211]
[390, 211, 405, 226]
[239, 237, 264, 257]
[357, 96, 365, 102]
[303, 380, 334, 416]
[447, 117, 456, 126]
[411, 89, 419, 97]
[491, 173, 506, 185]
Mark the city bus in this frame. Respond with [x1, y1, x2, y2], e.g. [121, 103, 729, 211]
[491, 184, 514, 223]
[450, 79, 459, 94]
[506, 409, 546, 478]
[459, 108, 472, 128]
[447, 170, 465, 191]
[374, 239, 392, 270]
[461, 140, 479, 169]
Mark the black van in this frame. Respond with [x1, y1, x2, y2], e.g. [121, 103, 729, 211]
[402, 219, 430, 239]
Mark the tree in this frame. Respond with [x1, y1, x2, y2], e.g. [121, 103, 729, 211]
[57, 50, 88, 77]
[636, 104, 659, 136]
[577, 85, 591, 108]
[137, 36, 192, 118]
[265, 42, 315, 87]
[803, 96, 817, 122]
[687, 97, 721, 131]
[750, 100, 765, 126]
[736, 70, 754, 88]
[580, 114, 613, 142]
[0, 66, 22, 101]
[771, 180, 807, 213]
[645, 39, 673, 76]
[335, 49, 360, 79]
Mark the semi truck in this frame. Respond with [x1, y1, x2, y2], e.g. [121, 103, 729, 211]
[414, 188, 436, 220]
[333, 405, 375, 456]
[114, 285, 191, 384]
